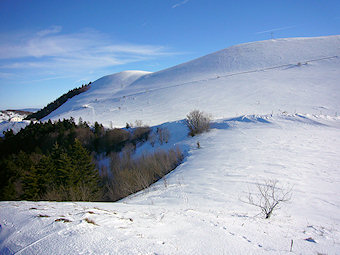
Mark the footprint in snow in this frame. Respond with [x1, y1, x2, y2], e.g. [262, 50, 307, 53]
[242, 236, 252, 243]
[304, 237, 317, 243]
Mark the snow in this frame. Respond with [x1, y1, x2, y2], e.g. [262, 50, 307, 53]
[0, 111, 32, 137]
[1, 114, 340, 254]
[0, 121, 30, 136]
[1, 35, 340, 254]
[43, 35, 340, 127]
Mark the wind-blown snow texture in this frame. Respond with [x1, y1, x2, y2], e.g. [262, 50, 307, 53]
[1, 35, 340, 254]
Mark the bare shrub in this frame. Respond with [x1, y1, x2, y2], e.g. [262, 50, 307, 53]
[67, 183, 100, 201]
[185, 110, 211, 136]
[132, 126, 151, 143]
[105, 147, 183, 201]
[148, 132, 156, 147]
[104, 128, 130, 152]
[42, 183, 100, 202]
[244, 179, 292, 219]
[43, 186, 67, 201]
[134, 120, 143, 127]
[74, 127, 94, 147]
[157, 127, 170, 144]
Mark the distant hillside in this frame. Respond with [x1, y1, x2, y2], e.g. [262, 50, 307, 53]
[5, 110, 33, 115]
[0, 110, 31, 121]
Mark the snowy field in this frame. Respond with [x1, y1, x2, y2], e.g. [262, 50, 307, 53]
[1, 35, 340, 254]
[1, 114, 340, 254]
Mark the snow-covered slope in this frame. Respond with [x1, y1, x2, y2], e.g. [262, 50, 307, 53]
[0, 110, 32, 137]
[1, 114, 340, 254]
[44, 35, 340, 127]
[1, 36, 340, 254]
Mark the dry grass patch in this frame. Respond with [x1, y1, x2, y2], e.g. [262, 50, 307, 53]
[55, 218, 72, 223]
[37, 214, 50, 218]
[84, 217, 97, 225]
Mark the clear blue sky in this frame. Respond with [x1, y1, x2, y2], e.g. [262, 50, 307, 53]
[1, 0, 339, 109]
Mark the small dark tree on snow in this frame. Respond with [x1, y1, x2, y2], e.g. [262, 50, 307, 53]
[244, 179, 292, 219]
[185, 110, 211, 136]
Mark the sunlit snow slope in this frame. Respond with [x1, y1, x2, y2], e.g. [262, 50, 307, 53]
[1, 35, 340, 255]
[44, 35, 340, 126]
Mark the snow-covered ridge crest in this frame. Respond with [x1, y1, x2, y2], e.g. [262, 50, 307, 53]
[127, 35, 340, 91]
[87, 70, 151, 95]
[44, 35, 340, 127]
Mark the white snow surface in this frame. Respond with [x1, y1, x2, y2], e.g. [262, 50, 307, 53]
[43, 35, 340, 127]
[1, 115, 340, 254]
[0, 111, 31, 137]
[0, 121, 30, 137]
[1, 35, 340, 254]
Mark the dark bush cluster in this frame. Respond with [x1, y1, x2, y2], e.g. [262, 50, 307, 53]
[0, 139, 100, 201]
[0, 118, 182, 202]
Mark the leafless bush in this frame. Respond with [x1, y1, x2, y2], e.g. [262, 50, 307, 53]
[244, 179, 292, 219]
[104, 129, 130, 148]
[148, 132, 156, 147]
[42, 183, 100, 202]
[185, 110, 211, 136]
[157, 127, 170, 144]
[105, 147, 183, 201]
[132, 126, 151, 143]
[134, 120, 143, 127]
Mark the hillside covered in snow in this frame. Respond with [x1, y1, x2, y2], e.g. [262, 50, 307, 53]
[0, 110, 33, 137]
[44, 35, 340, 127]
[1, 35, 340, 254]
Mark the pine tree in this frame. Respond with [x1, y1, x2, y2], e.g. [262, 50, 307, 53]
[50, 142, 73, 186]
[69, 139, 100, 200]
[22, 165, 40, 200]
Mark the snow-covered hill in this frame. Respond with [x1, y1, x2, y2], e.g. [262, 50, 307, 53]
[1, 35, 340, 254]
[44, 35, 340, 127]
[1, 114, 340, 254]
[0, 110, 32, 137]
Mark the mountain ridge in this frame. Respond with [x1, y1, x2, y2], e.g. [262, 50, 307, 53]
[43, 35, 340, 127]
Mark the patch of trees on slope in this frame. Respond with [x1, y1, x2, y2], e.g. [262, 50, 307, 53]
[0, 119, 182, 202]
[25, 83, 92, 121]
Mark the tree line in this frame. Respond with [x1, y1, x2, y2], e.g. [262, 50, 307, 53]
[25, 83, 91, 121]
[0, 118, 182, 201]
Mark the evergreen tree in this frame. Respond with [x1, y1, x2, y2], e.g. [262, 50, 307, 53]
[50, 142, 73, 186]
[69, 139, 100, 200]
[22, 155, 54, 200]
